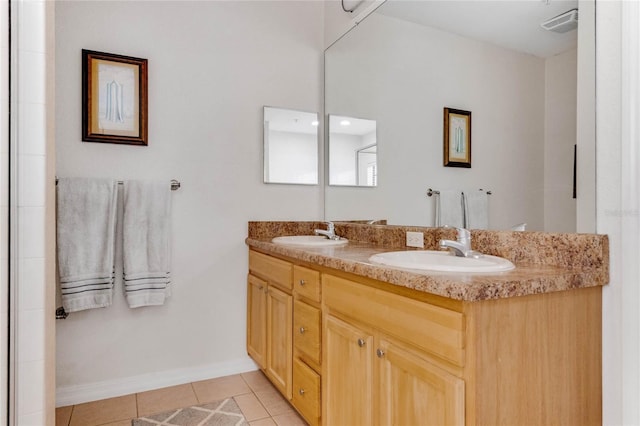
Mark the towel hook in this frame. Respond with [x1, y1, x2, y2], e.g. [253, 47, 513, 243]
[427, 188, 440, 197]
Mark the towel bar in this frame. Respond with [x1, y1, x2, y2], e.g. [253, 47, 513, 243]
[427, 188, 492, 197]
[55, 178, 181, 191]
[56, 306, 68, 320]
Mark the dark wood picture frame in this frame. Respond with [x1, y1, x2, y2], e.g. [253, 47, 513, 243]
[82, 49, 148, 146]
[443, 107, 471, 168]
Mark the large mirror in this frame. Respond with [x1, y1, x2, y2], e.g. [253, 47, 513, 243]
[329, 114, 378, 186]
[325, 0, 593, 232]
[263, 106, 319, 185]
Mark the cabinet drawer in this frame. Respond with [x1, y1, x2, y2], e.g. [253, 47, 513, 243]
[294, 300, 321, 364]
[292, 358, 321, 426]
[249, 251, 292, 290]
[293, 265, 320, 302]
[323, 274, 465, 367]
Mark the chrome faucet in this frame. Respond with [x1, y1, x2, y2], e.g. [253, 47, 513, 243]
[439, 227, 482, 258]
[315, 221, 340, 240]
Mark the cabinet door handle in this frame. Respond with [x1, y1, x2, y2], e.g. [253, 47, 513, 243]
[299, 388, 305, 395]
[299, 279, 306, 286]
[376, 348, 385, 358]
[258, 285, 264, 290]
[357, 338, 366, 347]
[299, 327, 306, 334]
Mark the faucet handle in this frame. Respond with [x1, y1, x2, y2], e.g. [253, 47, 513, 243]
[456, 227, 470, 242]
[325, 221, 335, 232]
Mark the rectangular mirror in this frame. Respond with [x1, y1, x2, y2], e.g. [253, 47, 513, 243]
[329, 114, 377, 186]
[263, 106, 319, 185]
[324, 0, 593, 231]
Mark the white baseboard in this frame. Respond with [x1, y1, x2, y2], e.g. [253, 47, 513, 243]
[56, 356, 259, 407]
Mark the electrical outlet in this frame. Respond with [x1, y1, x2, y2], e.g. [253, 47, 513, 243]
[406, 231, 424, 248]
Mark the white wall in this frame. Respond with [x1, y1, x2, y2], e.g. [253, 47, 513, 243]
[55, 0, 324, 405]
[323, 0, 385, 48]
[544, 49, 577, 233]
[325, 13, 546, 230]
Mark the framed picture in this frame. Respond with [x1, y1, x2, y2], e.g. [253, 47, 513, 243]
[443, 107, 471, 168]
[82, 49, 148, 146]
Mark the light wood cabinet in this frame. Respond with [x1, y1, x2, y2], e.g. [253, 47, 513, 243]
[292, 265, 323, 426]
[323, 312, 464, 426]
[248, 251, 322, 425]
[324, 314, 374, 426]
[248, 249, 602, 426]
[248, 251, 293, 399]
[266, 285, 293, 398]
[377, 336, 464, 426]
[292, 358, 321, 424]
[322, 272, 601, 426]
[293, 300, 321, 365]
[246, 274, 267, 369]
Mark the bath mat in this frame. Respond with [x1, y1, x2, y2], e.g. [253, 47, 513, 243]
[132, 398, 248, 426]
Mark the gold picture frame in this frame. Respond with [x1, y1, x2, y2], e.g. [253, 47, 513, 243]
[443, 107, 471, 168]
[82, 49, 148, 146]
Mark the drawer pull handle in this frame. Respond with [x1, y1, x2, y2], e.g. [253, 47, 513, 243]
[357, 338, 366, 347]
[258, 285, 264, 290]
[376, 348, 385, 358]
[299, 327, 306, 334]
[299, 388, 305, 395]
[299, 279, 306, 286]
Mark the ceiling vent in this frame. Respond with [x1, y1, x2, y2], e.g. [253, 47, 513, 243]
[540, 8, 578, 33]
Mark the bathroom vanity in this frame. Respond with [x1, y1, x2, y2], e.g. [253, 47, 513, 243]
[246, 221, 608, 426]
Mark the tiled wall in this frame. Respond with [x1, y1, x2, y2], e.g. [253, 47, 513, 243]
[10, 0, 55, 424]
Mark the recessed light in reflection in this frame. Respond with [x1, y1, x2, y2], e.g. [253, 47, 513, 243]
[311, 121, 319, 126]
[340, 120, 351, 126]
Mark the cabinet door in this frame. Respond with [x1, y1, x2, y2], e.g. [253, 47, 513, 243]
[377, 337, 464, 426]
[267, 285, 293, 399]
[324, 315, 374, 426]
[247, 274, 267, 369]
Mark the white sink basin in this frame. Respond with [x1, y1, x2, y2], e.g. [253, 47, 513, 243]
[271, 235, 349, 247]
[368, 250, 515, 273]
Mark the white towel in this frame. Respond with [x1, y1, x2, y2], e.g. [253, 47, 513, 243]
[123, 180, 172, 308]
[57, 178, 118, 312]
[435, 190, 464, 228]
[463, 190, 489, 229]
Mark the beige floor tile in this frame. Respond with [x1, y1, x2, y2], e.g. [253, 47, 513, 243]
[136, 383, 198, 417]
[234, 393, 270, 421]
[68, 394, 136, 426]
[192, 374, 251, 403]
[241, 370, 276, 393]
[100, 421, 133, 426]
[254, 388, 295, 417]
[272, 411, 308, 426]
[55, 405, 73, 426]
[250, 418, 277, 426]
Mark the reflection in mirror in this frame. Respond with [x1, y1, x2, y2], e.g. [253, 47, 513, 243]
[329, 115, 377, 186]
[325, 0, 592, 232]
[263, 106, 319, 185]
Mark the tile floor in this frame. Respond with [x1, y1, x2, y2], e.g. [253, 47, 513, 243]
[55, 371, 308, 426]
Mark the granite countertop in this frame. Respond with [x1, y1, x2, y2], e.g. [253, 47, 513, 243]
[246, 222, 609, 302]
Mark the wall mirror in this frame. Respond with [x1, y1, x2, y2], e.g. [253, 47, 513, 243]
[329, 114, 377, 186]
[263, 106, 319, 185]
[324, 0, 594, 232]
